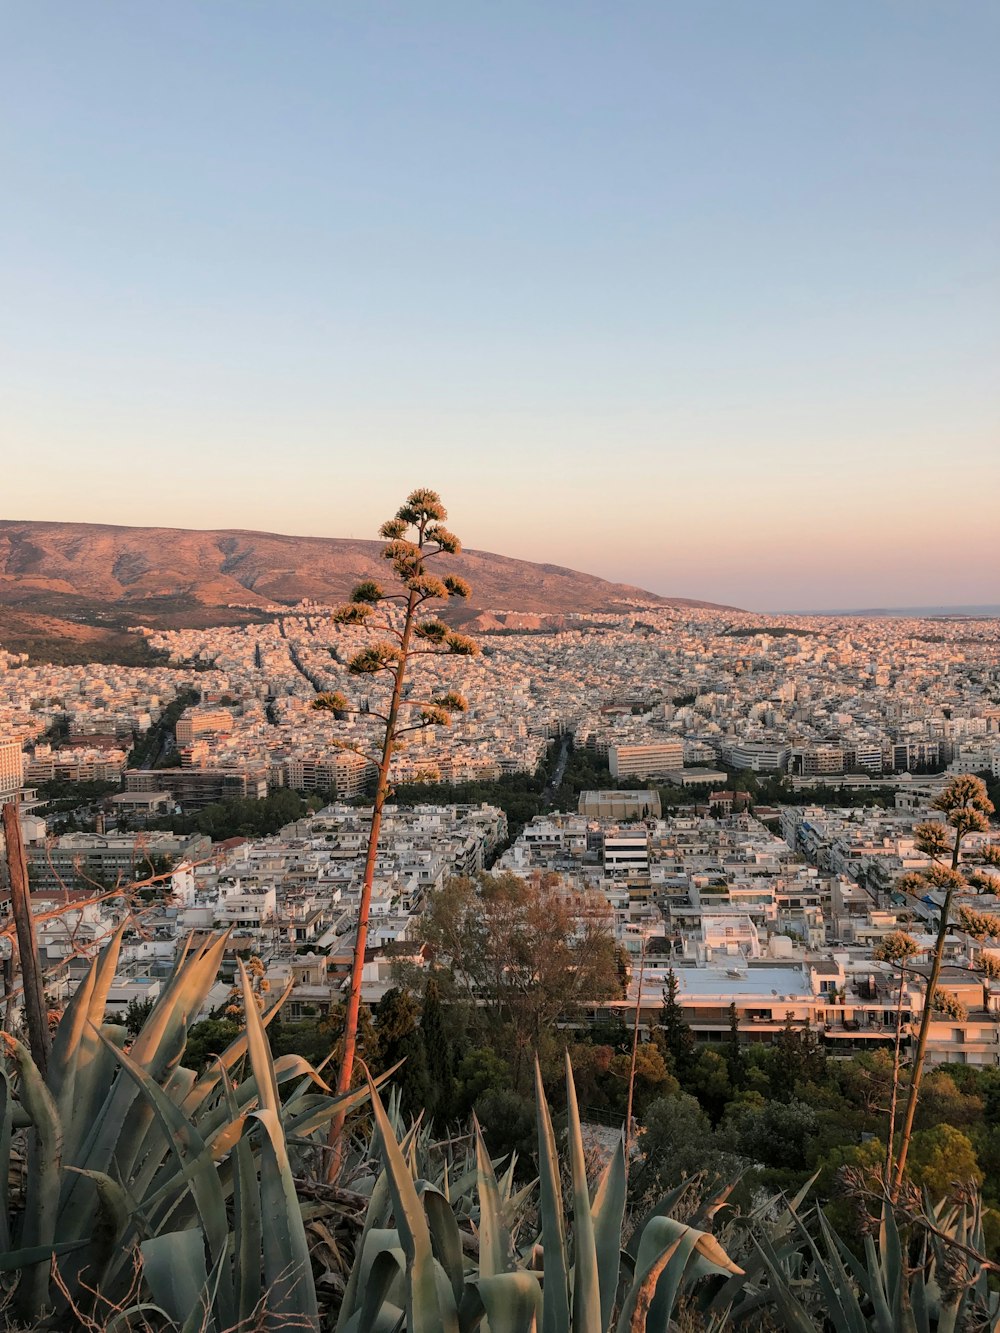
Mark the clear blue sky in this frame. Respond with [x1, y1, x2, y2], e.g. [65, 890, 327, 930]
[2, 2, 997, 610]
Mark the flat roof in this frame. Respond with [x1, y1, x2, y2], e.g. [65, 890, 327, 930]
[626, 964, 811, 1004]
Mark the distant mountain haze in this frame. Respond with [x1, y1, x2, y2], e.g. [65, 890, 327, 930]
[0, 520, 735, 630]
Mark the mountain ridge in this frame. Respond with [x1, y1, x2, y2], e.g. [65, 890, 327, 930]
[0, 518, 733, 620]
[0, 518, 736, 663]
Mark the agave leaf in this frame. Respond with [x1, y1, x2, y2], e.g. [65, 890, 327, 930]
[831, 1218, 876, 1294]
[129, 931, 231, 1078]
[534, 1056, 570, 1333]
[342, 1302, 406, 1333]
[134, 1053, 310, 1210]
[337, 1168, 394, 1331]
[634, 1215, 740, 1331]
[591, 1136, 627, 1333]
[366, 1071, 458, 1333]
[0, 1068, 12, 1253]
[251, 1107, 320, 1326]
[6, 1034, 62, 1320]
[419, 1181, 466, 1308]
[615, 1233, 684, 1333]
[477, 1271, 543, 1333]
[55, 1165, 131, 1295]
[94, 1028, 235, 1330]
[564, 1051, 602, 1333]
[164, 1062, 199, 1104]
[195, 1052, 328, 1150]
[765, 1170, 819, 1243]
[181, 1249, 228, 1333]
[193, 1050, 334, 1157]
[503, 1177, 538, 1233]
[0, 1240, 88, 1271]
[358, 1247, 407, 1332]
[282, 1061, 399, 1141]
[140, 1227, 211, 1330]
[707, 1175, 817, 1317]
[47, 923, 125, 1162]
[811, 1208, 868, 1333]
[910, 1267, 932, 1333]
[880, 1195, 905, 1316]
[475, 1116, 515, 1277]
[179, 977, 294, 1118]
[61, 935, 231, 1237]
[624, 1179, 695, 1261]
[691, 1177, 737, 1230]
[238, 959, 319, 1328]
[498, 1151, 518, 1201]
[863, 1233, 896, 1333]
[936, 1292, 966, 1333]
[223, 1066, 262, 1331]
[116, 933, 233, 1180]
[238, 957, 280, 1112]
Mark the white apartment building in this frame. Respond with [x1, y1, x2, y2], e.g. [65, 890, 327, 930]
[609, 741, 684, 779]
[0, 737, 24, 796]
[726, 742, 792, 772]
[603, 830, 650, 878]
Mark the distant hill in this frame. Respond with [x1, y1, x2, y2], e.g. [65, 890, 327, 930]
[0, 519, 733, 660]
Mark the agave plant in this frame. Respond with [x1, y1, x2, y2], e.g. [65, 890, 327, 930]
[335, 1051, 743, 1333]
[347, 1086, 533, 1231]
[0, 926, 381, 1330]
[723, 1181, 1000, 1333]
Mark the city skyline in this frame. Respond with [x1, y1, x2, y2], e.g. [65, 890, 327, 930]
[3, 3, 998, 610]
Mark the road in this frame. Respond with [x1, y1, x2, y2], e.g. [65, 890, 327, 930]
[541, 734, 571, 809]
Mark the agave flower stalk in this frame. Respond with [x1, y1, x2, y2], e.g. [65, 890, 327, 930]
[891, 775, 996, 1195]
[313, 489, 478, 1179]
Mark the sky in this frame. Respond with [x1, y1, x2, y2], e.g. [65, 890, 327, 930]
[1, 3, 997, 612]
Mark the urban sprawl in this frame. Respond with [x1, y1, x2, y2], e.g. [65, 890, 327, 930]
[3, 604, 1000, 1065]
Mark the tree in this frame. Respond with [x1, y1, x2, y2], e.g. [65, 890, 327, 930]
[657, 967, 696, 1081]
[718, 1096, 820, 1180]
[769, 1014, 827, 1100]
[372, 986, 431, 1120]
[635, 1092, 730, 1196]
[608, 1042, 675, 1120]
[688, 1048, 733, 1124]
[725, 1001, 744, 1089]
[419, 870, 621, 1086]
[311, 488, 478, 1176]
[123, 995, 155, 1036]
[892, 776, 997, 1194]
[908, 1123, 983, 1200]
[184, 1017, 241, 1071]
[420, 976, 455, 1121]
[453, 1045, 510, 1117]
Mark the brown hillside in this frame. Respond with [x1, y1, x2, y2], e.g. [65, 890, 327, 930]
[0, 520, 735, 623]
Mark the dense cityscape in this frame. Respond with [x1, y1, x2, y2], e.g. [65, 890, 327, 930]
[4, 600, 1000, 1067]
[4, 1, 997, 1325]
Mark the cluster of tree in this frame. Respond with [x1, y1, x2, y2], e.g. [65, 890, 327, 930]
[721, 625, 821, 639]
[388, 769, 549, 845]
[34, 778, 122, 816]
[127, 688, 200, 767]
[147, 788, 322, 839]
[3, 631, 172, 667]
[721, 767, 894, 808]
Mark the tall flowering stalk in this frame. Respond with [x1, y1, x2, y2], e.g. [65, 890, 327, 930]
[890, 775, 997, 1195]
[312, 488, 477, 1178]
